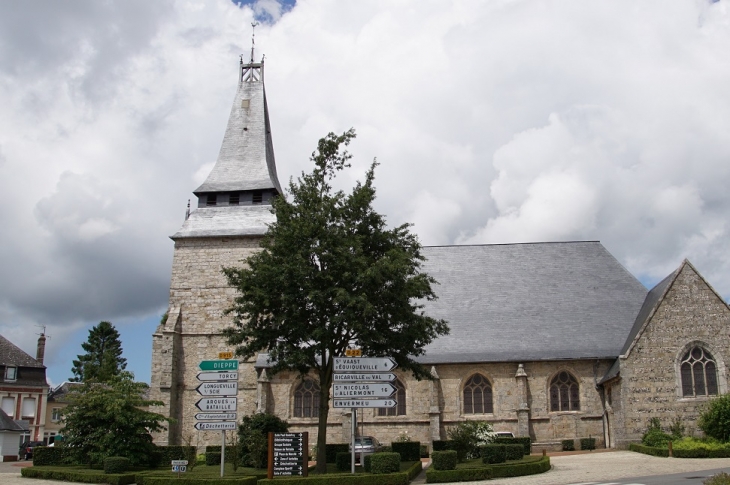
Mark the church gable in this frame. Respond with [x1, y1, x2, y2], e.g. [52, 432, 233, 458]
[613, 261, 730, 444]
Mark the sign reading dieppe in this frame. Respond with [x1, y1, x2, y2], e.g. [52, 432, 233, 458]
[199, 360, 238, 371]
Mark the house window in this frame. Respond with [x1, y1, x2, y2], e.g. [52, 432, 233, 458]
[51, 407, 62, 422]
[21, 397, 36, 418]
[252, 191, 263, 204]
[463, 374, 493, 414]
[378, 378, 406, 416]
[5, 366, 17, 381]
[550, 371, 580, 411]
[1, 397, 15, 417]
[293, 379, 320, 418]
[229, 193, 240, 205]
[680, 346, 718, 397]
[206, 194, 217, 206]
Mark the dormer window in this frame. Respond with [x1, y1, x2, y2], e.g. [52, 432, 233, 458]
[206, 194, 217, 206]
[229, 193, 240, 205]
[252, 191, 263, 204]
[5, 366, 17, 381]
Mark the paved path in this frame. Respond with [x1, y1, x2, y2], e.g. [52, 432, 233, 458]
[4, 451, 730, 485]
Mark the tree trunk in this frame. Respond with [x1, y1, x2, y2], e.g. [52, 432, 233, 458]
[315, 359, 333, 473]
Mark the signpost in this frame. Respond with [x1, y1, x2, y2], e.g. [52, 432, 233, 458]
[332, 353, 398, 474]
[333, 383, 396, 398]
[197, 371, 238, 381]
[194, 421, 237, 431]
[196, 382, 239, 396]
[171, 460, 188, 476]
[268, 432, 308, 479]
[195, 397, 237, 411]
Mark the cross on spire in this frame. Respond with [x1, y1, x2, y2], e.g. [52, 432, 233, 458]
[250, 21, 259, 63]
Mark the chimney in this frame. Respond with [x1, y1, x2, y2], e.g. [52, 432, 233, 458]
[36, 333, 46, 364]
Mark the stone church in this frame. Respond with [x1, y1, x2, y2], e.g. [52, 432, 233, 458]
[149, 57, 730, 451]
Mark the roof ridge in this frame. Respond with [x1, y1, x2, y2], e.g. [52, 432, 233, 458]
[423, 240, 601, 249]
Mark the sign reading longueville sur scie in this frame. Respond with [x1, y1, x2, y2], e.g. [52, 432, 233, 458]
[268, 432, 308, 478]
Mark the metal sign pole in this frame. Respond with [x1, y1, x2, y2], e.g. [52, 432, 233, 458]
[221, 429, 226, 478]
[351, 407, 356, 474]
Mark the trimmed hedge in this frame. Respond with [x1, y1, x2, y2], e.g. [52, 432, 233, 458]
[364, 454, 372, 472]
[426, 467, 493, 483]
[21, 467, 136, 485]
[628, 443, 669, 457]
[391, 442, 420, 462]
[336, 452, 351, 471]
[259, 470, 410, 485]
[493, 437, 531, 455]
[158, 445, 197, 463]
[206, 452, 222, 466]
[32, 446, 75, 466]
[325, 444, 350, 463]
[489, 456, 551, 478]
[405, 461, 423, 481]
[205, 446, 238, 463]
[431, 450, 457, 471]
[432, 440, 454, 452]
[370, 452, 400, 474]
[139, 478, 258, 485]
[479, 444, 506, 464]
[561, 439, 575, 451]
[580, 438, 596, 451]
[674, 447, 730, 458]
[504, 444, 524, 461]
[104, 457, 130, 474]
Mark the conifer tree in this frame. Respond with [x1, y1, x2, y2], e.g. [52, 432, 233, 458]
[70, 321, 127, 382]
[223, 130, 449, 472]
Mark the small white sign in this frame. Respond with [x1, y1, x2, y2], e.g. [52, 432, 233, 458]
[171, 460, 188, 466]
[196, 381, 238, 396]
[333, 398, 397, 408]
[197, 371, 238, 381]
[194, 421, 238, 430]
[195, 412, 237, 421]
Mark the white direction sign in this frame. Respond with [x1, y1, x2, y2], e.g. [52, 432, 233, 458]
[197, 371, 238, 381]
[333, 383, 396, 398]
[195, 397, 237, 411]
[333, 357, 397, 373]
[196, 382, 238, 396]
[333, 399, 397, 409]
[171, 460, 188, 466]
[194, 421, 237, 431]
[195, 413, 237, 421]
[333, 373, 396, 382]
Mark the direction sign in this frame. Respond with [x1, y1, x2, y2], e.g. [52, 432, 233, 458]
[333, 399, 397, 408]
[195, 397, 237, 411]
[332, 373, 396, 382]
[195, 412, 237, 421]
[199, 360, 238, 371]
[171, 460, 188, 466]
[194, 421, 237, 430]
[271, 432, 308, 477]
[196, 382, 238, 396]
[333, 383, 396, 398]
[197, 371, 238, 381]
[333, 357, 396, 372]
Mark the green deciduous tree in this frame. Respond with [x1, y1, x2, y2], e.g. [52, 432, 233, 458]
[70, 321, 127, 382]
[60, 371, 170, 466]
[699, 394, 730, 442]
[223, 129, 449, 472]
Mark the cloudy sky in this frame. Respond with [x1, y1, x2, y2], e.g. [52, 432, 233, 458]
[1, 0, 729, 387]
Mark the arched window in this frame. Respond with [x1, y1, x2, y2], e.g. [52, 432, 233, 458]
[378, 378, 406, 416]
[293, 379, 320, 417]
[550, 371, 580, 411]
[463, 374, 493, 414]
[681, 346, 718, 397]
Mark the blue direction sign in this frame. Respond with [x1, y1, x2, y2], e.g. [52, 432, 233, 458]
[199, 360, 238, 371]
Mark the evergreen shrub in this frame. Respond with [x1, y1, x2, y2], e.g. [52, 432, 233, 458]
[426, 467, 493, 483]
[21, 467, 136, 485]
[32, 446, 75, 466]
[432, 440, 454, 452]
[493, 437, 531, 455]
[391, 441, 420, 461]
[561, 439, 575, 451]
[628, 443, 670, 457]
[325, 444, 349, 463]
[479, 444, 506, 464]
[489, 456, 551, 478]
[370, 452, 401, 474]
[704, 472, 730, 485]
[504, 444, 524, 461]
[431, 450, 457, 470]
[104, 457, 130, 474]
[335, 452, 351, 471]
[580, 438, 596, 450]
[205, 452, 221, 466]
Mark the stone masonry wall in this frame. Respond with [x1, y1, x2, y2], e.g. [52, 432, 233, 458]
[615, 264, 730, 447]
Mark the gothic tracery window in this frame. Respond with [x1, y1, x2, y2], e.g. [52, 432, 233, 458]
[550, 371, 580, 411]
[293, 379, 320, 418]
[680, 346, 718, 397]
[463, 374, 493, 414]
[378, 378, 406, 416]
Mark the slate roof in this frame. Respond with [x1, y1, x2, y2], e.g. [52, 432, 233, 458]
[172, 205, 275, 238]
[194, 62, 282, 195]
[0, 408, 24, 432]
[0, 335, 44, 368]
[416, 242, 648, 364]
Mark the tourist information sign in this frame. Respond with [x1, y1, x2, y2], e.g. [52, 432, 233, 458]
[333, 399, 397, 409]
[196, 382, 238, 396]
[195, 412, 237, 421]
[195, 397, 237, 411]
[268, 432, 308, 479]
[197, 371, 238, 381]
[332, 372, 396, 382]
[199, 360, 238, 371]
[333, 383, 396, 398]
[194, 421, 237, 431]
[333, 357, 397, 372]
